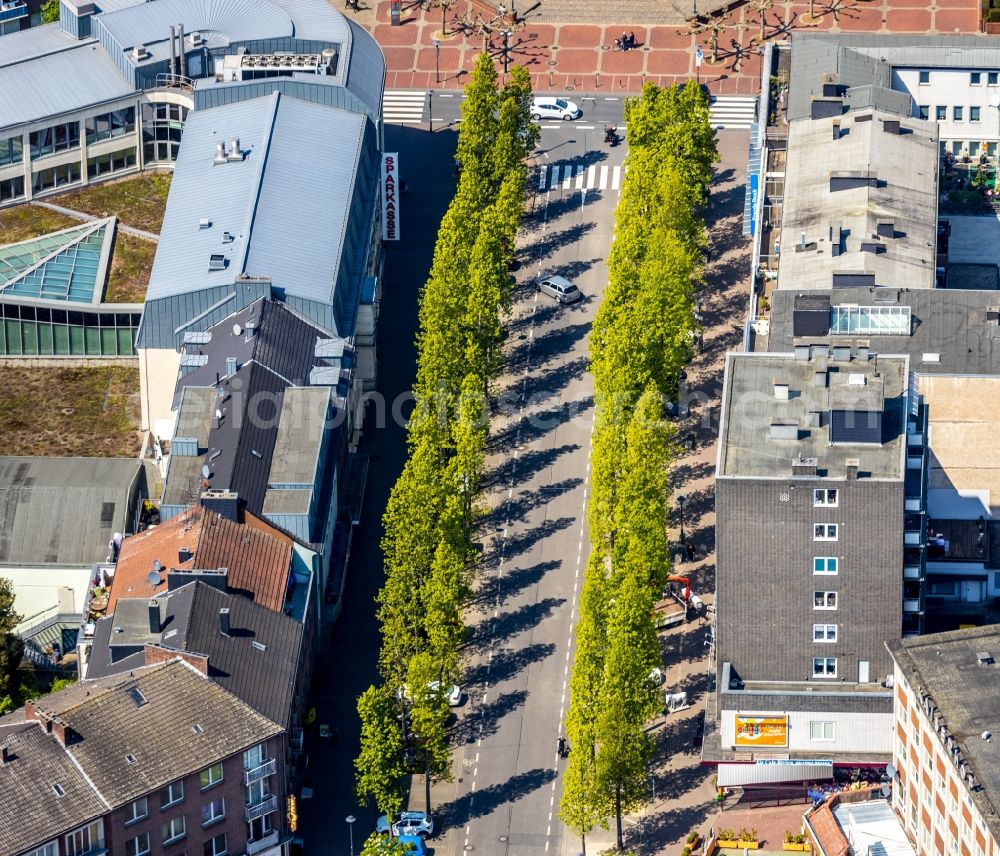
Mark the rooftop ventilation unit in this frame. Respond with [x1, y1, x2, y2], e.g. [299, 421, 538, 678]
[199, 217, 212, 229]
[208, 254, 226, 271]
[769, 421, 799, 441]
[848, 374, 867, 386]
[773, 382, 790, 401]
[131, 45, 151, 62]
[845, 458, 860, 480]
[190, 31, 204, 46]
[977, 651, 995, 666]
[213, 142, 227, 164]
[222, 231, 235, 243]
[227, 137, 242, 162]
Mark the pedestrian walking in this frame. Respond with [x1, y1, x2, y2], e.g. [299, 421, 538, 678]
[628, 31, 636, 49]
[621, 31, 628, 51]
[686, 540, 696, 562]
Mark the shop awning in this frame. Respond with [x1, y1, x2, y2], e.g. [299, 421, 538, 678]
[717, 761, 834, 788]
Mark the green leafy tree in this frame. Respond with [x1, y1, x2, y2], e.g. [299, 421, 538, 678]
[0, 578, 23, 704]
[40, 0, 60, 22]
[356, 685, 409, 818]
[406, 651, 454, 814]
[359, 832, 413, 855]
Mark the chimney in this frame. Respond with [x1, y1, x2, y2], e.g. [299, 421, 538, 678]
[148, 599, 160, 634]
[178, 546, 192, 564]
[178, 23, 187, 79]
[219, 607, 231, 637]
[1, 746, 10, 765]
[846, 458, 860, 480]
[169, 25, 177, 79]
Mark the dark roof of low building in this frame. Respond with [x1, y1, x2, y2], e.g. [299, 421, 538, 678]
[0, 457, 140, 567]
[764, 287, 1000, 375]
[32, 659, 282, 809]
[108, 505, 295, 612]
[88, 582, 304, 728]
[887, 626, 1000, 842]
[0, 721, 108, 856]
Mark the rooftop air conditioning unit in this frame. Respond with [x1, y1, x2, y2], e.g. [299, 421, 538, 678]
[131, 45, 151, 61]
[190, 31, 204, 46]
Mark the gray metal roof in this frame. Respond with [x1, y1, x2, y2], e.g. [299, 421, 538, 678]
[96, 0, 293, 54]
[342, 16, 385, 120]
[0, 457, 140, 567]
[717, 761, 833, 788]
[87, 581, 303, 729]
[765, 288, 1000, 376]
[0, 22, 80, 69]
[140, 92, 368, 348]
[888, 626, 1000, 843]
[717, 352, 909, 481]
[787, 32, 1000, 122]
[0, 722, 108, 856]
[267, 387, 329, 485]
[0, 40, 135, 130]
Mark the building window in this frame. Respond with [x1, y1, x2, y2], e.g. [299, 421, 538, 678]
[971, 72, 982, 85]
[813, 657, 837, 677]
[85, 107, 136, 144]
[954, 106, 964, 121]
[814, 557, 838, 575]
[87, 147, 136, 180]
[814, 523, 838, 541]
[161, 781, 184, 808]
[203, 834, 227, 856]
[246, 778, 271, 807]
[65, 822, 104, 856]
[200, 763, 224, 790]
[31, 161, 81, 194]
[248, 814, 274, 843]
[814, 591, 838, 610]
[0, 135, 22, 167]
[125, 797, 148, 825]
[141, 102, 188, 164]
[244, 743, 266, 770]
[971, 106, 981, 123]
[809, 721, 835, 740]
[813, 624, 837, 642]
[161, 816, 186, 845]
[125, 833, 150, 856]
[202, 797, 225, 827]
[918, 105, 929, 120]
[813, 489, 838, 507]
[919, 70, 930, 84]
[29, 122, 80, 158]
[0, 175, 24, 203]
[26, 844, 58, 856]
[990, 72, 999, 85]
[936, 106, 947, 121]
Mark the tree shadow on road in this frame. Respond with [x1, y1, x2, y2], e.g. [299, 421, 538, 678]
[497, 516, 576, 561]
[505, 321, 591, 369]
[465, 596, 566, 655]
[490, 477, 583, 527]
[437, 767, 558, 827]
[470, 560, 562, 611]
[518, 222, 596, 267]
[464, 641, 556, 690]
[451, 688, 528, 747]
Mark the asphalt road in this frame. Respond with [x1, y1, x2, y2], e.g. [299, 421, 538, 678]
[430, 125, 625, 856]
[427, 89, 627, 132]
[297, 119, 623, 855]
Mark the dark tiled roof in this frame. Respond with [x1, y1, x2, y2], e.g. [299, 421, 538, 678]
[108, 505, 294, 612]
[89, 582, 303, 729]
[35, 660, 281, 809]
[0, 722, 107, 856]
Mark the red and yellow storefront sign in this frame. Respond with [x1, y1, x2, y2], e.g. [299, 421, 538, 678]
[734, 714, 789, 747]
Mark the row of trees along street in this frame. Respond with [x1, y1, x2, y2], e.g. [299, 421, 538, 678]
[353, 52, 540, 854]
[559, 81, 717, 854]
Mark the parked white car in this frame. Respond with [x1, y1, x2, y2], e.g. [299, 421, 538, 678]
[376, 811, 435, 838]
[536, 274, 582, 304]
[530, 96, 582, 121]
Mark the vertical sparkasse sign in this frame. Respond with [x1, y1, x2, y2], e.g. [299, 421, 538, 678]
[381, 153, 399, 241]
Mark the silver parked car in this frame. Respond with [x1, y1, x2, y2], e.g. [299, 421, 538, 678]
[536, 274, 582, 304]
[530, 96, 582, 121]
[376, 811, 434, 837]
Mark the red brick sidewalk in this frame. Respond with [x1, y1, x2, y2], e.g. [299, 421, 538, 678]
[356, 0, 981, 96]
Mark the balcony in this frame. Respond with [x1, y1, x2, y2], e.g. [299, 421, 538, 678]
[244, 795, 278, 822]
[243, 759, 277, 785]
[246, 831, 279, 856]
[903, 566, 923, 580]
[903, 599, 922, 613]
[0, 2, 27, 21]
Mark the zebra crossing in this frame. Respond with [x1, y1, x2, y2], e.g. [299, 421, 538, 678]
[537, 162, 625, 193]
[381, 89, 426, 124]
[708, 95, 758, 131]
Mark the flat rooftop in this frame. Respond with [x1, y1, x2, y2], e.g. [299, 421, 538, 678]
[717, 351, 909, 480]
[888, 626, 1000, 843]
[778, 110, 938, 291]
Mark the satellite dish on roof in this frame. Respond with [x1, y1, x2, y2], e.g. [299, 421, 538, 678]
[232, 324, 242, 336]
[147, 570, 161, 586]
[152, 560, 162, 572]
[990, 93, 1000, 108]
[885, 762, 896, 779]
[880, 782, 891, 798]
[202, 464, 211, 480]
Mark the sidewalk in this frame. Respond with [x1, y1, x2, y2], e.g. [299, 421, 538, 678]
[352, 0, 981, 96]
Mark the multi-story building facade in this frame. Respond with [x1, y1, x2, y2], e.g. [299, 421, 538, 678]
[711, 349, 921, 762]
[887, 626, 1000, 856]
[0, 659, 286, 856]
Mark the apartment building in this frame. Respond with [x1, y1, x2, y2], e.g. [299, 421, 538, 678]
[710, 349, 918, 762]
[887, 627, 1000, 856]
[0, 659, 285, 856]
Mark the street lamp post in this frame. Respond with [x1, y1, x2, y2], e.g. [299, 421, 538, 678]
[428, 90, 433, 132]
[434, 39, 441, 84]
[677, 494, 687, 544]
[346, 815, 356, 856]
